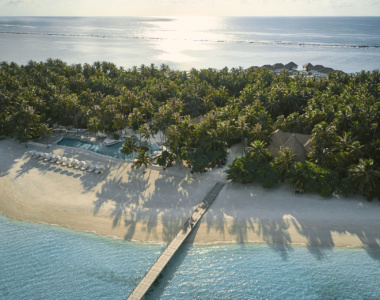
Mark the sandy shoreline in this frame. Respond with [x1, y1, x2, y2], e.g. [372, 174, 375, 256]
[1, 137, 380, 250]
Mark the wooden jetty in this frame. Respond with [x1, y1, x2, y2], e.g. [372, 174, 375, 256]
[126, 182, 225, 300]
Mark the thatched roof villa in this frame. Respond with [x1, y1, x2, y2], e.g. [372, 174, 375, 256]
[267, 129, 313, 161]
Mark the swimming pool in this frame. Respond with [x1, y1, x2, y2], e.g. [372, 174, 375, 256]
[56, 138, 162, 160]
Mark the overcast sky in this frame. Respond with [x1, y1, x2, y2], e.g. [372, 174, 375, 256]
[1, 0, 379, 16]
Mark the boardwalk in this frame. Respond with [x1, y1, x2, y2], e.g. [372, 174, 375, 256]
[126, 182, 225, 300]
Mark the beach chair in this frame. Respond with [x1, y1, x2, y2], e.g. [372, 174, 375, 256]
[61, 157, 69, 166]
[94, 164, 104, 174]
[75, 161, 85, 169]
[56, 156, 64, 164]
[38, 153, 47, 160]
[70, 159, 79, 168]
[81, 163, 91, 171]
[50, 155, 58, 163]
[33, 152, 43, 159]
[87, 164, 96, 172]
[28, 150, 37, 157]
[45, 153, 54, 161]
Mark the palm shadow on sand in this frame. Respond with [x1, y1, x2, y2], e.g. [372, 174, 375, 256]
[205, 183, 380, 261]
[92, 166, 195, 244]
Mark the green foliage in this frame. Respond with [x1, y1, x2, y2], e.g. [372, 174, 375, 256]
[187, 148, 210, 173]
[274, 146, 296, 180]
[246, 140, 272, 163]
[0, 59, 378, 197]
[120, 138, 138, 158]
[348, 158, 380, 199]
[225, 156, 279, 188]
[338, 178, 355, 196]
[225, 156, 258, 184]
[290, 161, 339, 197]
[256, 162, 281, 188]
[133, 148, 152, 170]
[187, 143, 227, 173]
[156, 150, 170, 167]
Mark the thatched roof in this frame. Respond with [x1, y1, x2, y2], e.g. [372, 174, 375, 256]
[267, 129, 312, 161]
[268, 129, 288, 148]
[283, 134, 307, 161]
[262, 65, 273, 70]
[311, 64, 325, 71]
[303, 139, 314, 153]
[272, 63, 285, 70]
[285, 62, 298, 69]
[303, 62, 313, 70]
[320, 67, 335, 74]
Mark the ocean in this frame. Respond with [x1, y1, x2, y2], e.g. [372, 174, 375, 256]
[0, 16, 379, 73]
[1, 214, 380, 300]
[1, 16, 380, 299]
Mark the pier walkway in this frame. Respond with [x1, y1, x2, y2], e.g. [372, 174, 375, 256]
[126, 182, 225, 300]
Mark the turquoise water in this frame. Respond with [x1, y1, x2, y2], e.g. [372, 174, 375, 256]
[56, 138, 162, 160]
[1, 214, 380, 300]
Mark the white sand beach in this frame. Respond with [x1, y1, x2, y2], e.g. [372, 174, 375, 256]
[1, 137, 380, 249]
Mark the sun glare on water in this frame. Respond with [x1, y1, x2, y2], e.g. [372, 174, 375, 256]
[145, 16, 227, 63]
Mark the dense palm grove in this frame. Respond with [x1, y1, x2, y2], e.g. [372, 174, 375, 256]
[0, 59, 379, 199]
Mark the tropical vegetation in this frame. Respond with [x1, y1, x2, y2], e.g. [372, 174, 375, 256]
[0, 59, 378, 199]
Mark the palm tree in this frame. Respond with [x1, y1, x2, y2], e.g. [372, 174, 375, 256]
[246, 140, 272, 163]
[129, 107, 144, 146]
[217, 119, 233, 146]
[236, 115, 248, 156]
[139, 123, 151, 146]
[134, 149, 152, 172]
[348, 158, 380, 197]
[167, 124, 182, 166]
[274, 146, 296, 179]
[39, 123, 53, 149]
[121, 138, 138, 159]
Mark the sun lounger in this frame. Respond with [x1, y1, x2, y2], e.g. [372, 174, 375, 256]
[70, 159, 79, 168]
[66, 158, 74, 167]
[50, 155, 58, 163]
[28, 150, 37, 157]
[81, 163, 91, 171]
[61, 157, 69, 166]
[94, 164, 105, 174]
[45, 153, 54, 161]
[56, 156, 64, 164]
[75, 161, 85, 169]
[33, 152, 43, 158]
[38, 153, 47, 160]
[87, 164, 96, 172]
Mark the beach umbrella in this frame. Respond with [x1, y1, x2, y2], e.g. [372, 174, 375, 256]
[55, 156, 62, 164]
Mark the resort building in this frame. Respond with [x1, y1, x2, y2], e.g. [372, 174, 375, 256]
[272, 63, 286, 73]
[285, 62, 298, 71]
[267, 129, 313, 161]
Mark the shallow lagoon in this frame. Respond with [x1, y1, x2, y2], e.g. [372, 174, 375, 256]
[1, 214, 379, 300]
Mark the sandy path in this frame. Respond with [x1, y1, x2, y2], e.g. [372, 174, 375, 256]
[1, 137, 379, 250]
